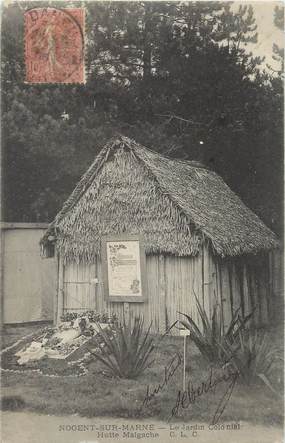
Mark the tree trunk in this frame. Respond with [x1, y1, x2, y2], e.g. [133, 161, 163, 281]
[143, 3, 152, 82]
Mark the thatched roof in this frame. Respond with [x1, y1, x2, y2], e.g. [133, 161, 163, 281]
[41, 135, 278, 262]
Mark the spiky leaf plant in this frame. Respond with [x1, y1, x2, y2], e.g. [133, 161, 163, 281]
[221, 329, 283, 396]
[179, 292, 253, 364]
[90, 316, 155, 379]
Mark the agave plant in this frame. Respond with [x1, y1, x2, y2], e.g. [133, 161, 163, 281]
[221, 329, 283, 395]
[90, 316, 155, 379]
[179, 292, 253, 364]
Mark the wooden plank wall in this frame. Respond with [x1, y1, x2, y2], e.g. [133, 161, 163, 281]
[63, 246, 276, 332]
[214, 252, 274, 329]
[268, 249, 283, 323]
[63, 256, 162, 330]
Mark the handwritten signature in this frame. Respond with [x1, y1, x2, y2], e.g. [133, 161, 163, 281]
[171, 362, 239, 424]
[141, 352, 182, 408]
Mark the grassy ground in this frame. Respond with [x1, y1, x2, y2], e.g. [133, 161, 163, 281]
[1, 323, 283, 425]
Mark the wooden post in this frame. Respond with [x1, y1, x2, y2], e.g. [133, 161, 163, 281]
[248, 265, 259, 326]
[243, 265, 251, 318]
[228, 262, 234, 317]
[56, 257, 64, 325]
[265, 254, 273, 322]
[257, 257, 269, 326]
[183, 335, 186, 390]
[123, 302, 130, 326]
[203, 244, 211, 320]
[53, 256, 59, 325]
[159, 255, 166, 333]
[180, 329, 190, 390]
[0, 227, 5, 329]
[221, 262, 232, 331]
[215, 260, 225, 333]
[231, 262, 241, 314]
[195, 249, 204, 330]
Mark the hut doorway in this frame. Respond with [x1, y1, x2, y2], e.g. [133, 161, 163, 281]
[63, 262, 97, 315]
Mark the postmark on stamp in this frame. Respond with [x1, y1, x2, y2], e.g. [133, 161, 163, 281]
[25, 8, 85, 84]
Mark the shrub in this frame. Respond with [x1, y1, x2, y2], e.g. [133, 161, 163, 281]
[221, 329, 283, 395]
[60, 310, 118, 324]
[90, 316, 155, 379]
[1, 396, 26, 411]
[179, 292, 253, 364]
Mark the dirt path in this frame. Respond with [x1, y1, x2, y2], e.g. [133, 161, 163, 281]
[1, 411, 283, 443]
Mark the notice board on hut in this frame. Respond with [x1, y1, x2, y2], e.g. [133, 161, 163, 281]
[101, 235, 146, 303]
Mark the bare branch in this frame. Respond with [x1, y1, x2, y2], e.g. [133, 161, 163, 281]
[155, 113, 213, 127]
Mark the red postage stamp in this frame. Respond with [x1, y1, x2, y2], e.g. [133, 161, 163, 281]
[25, 8, 85, 84]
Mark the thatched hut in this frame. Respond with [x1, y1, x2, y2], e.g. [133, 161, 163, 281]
[41, 135, 279, 332]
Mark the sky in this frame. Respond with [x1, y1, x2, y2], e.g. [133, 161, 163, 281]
[234, 1, 284, 70]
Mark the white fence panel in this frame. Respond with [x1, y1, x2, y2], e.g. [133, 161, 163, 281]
[2, 224, 56, 324]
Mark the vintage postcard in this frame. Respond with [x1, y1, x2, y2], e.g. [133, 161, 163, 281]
[1, 1, 284, 443]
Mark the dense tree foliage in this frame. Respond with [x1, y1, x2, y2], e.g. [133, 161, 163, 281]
[1, 1, 283, 235]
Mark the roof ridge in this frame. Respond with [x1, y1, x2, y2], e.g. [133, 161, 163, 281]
[44, 135, 186, 233]
[43, 135, 237, 236]
[41, 135, 279, 256]
[120, 135, 209, 169]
